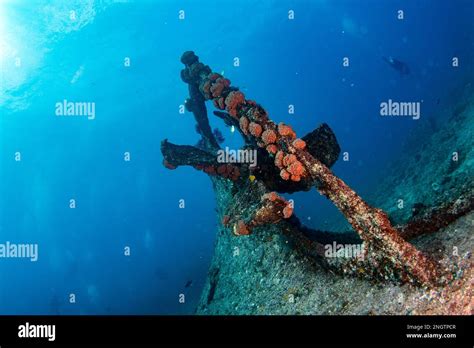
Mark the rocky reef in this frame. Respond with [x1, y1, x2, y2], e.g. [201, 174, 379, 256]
[162, 52, 473, 315]
[371, 87, 474, 240]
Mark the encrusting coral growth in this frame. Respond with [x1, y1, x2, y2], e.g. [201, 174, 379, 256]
[162, 51, 471, 293]
[222, 191, 294, 236]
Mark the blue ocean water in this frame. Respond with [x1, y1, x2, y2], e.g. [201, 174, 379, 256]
[0, 0, 472, 314]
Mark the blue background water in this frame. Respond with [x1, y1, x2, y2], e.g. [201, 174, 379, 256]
[0, 0, 472, 314]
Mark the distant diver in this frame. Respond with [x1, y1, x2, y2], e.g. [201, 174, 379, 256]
[212, 128, 225, 144]
[383, 56, 410, 76]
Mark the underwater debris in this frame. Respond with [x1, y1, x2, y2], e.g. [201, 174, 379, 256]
[162, 51, 446, 287]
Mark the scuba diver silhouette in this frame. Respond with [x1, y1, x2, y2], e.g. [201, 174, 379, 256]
[383, 56, 410, 76]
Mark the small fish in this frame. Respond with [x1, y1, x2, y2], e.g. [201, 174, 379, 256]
[249, 175, 256, 182]
[185, 280, 193, 288]
[230, 125, 235, 133]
